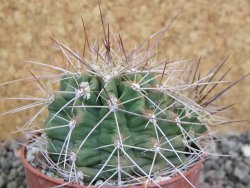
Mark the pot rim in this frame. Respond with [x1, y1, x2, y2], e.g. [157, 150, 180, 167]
[20, 144, 203, 188]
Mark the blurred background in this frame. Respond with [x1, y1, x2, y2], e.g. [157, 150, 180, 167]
[0, 0, 249, 140]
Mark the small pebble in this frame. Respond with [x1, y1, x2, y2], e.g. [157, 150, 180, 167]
[7, 181, 17, 188]
[94, 180, 104, 186]
[224, 160, 233, 174]
[8, 168, 17, 181]
[12, 159, 22, 168]
[0, 176, 5, 187]
[233, 162, 249, 181]
[241, 144, 250, 157]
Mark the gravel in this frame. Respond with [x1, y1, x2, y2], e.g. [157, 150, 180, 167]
[200, 132, 250, 188]
[0, 140, 26, 188]
[0, 133, 250, 188]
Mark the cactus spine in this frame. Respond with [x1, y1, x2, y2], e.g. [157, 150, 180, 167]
[1, 8, 239, 187]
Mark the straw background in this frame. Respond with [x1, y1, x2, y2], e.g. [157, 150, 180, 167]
[0, 0, 249, 139]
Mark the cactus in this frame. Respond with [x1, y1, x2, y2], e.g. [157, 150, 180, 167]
[1, 6, 243, 187]
[45, 68, 207, 183]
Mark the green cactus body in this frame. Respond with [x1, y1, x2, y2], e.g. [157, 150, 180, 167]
[45, 71, 207, 182]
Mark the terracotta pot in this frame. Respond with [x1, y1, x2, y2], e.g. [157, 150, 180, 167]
[21, 145, 202, 188]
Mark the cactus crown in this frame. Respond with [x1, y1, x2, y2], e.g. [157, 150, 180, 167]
[1, 8, 239, 188]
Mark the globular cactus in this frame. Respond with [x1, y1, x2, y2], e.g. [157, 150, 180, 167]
[39, 18, 213, 185]
[46, 69, 207, 184]
[1, 7, 241, 187]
